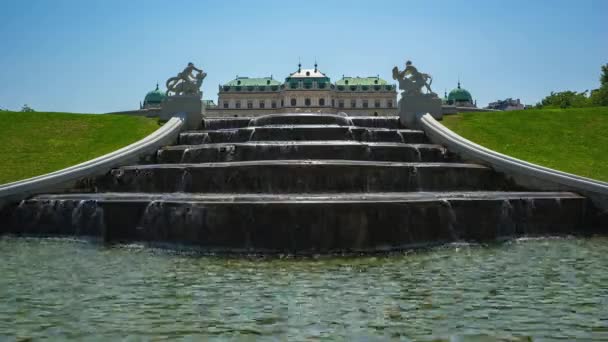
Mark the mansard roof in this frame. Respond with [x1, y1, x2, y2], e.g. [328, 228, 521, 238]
[224, 77, 281, 87]
[335, 76, 388, 86]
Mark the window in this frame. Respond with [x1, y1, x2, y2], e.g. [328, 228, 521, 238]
[290, 98, 296, 106]
[388, 100, 393, 108]
[375, 100, 380, 108]
[319, 98, 325, 106]
[271, 101, 277, 109]
[281, 100, 284, 107]
[363, 100, 369, 108]
[351, 100, 356, 108]
[235, 101, 241, 109]
[331, 99, 335, 107]
[259, 101, 265, 109]
[350, 86, 357, 91]
[247, 101, 253, 109]
[338, 100, 344, 108]
[305, 98, 311, 106]
[223, 101, 229, 109]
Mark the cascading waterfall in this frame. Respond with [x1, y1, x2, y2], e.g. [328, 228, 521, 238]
[441, 199, 459, 241]
[180, 148, 191, 163]
[498, 199, 516, 237]
[397, 131, 405, 143]
[413, 145, 422, 162]
[137, 201, 165, 237]
[178, 170, 193, 193]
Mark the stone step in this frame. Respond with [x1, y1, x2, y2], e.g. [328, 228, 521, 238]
[8, 192, 587, 253]
[179, 126, 426, 144]
[202, 114, 403, 130]
[157, 142, 447, 163]
[248, 114, 354, 127]
[95, 160, 509, 193]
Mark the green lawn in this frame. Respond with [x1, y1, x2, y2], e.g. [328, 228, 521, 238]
[442, 107, 608, 182]
[0, 111, 160, 185]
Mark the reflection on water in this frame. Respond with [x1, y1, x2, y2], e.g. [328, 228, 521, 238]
[1, 236, 607, 340]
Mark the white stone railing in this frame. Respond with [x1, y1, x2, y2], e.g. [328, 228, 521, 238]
[419, 113, 608, 210]
[0, 113, 186, 210]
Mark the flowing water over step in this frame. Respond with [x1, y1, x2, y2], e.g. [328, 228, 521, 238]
[0, 113, 596, 252]
[9, 192, 587, 253]
[179, 126, 427, 144]
[157, 142, 447, 163]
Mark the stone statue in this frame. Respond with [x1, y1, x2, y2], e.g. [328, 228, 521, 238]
[392, 60, 436, 97]
[166, 62, 207, 96]
[393, 60, 442, 127]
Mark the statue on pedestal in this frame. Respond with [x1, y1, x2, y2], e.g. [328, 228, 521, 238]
[166, 63, 206, 96]
[392, 60, 442, 126]
[392, 60, 436, 97]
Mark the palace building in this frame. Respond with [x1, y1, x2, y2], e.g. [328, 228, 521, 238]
[204, 63, 398, 117]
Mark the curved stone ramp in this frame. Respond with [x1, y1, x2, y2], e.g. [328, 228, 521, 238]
[9, 192, 586, 253]
[97, 160, 509, 193]
[157, 142, 447, 163]
[179, 126, 426, 144]
[0, 114, 185, 210]
[202, 115, 401, 130]
[420, 113, 608, 213]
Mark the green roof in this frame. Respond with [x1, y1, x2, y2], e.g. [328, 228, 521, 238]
[224, 77, 281, 87]
[335, 76, 388, 86]
[448, 83, 473, 102]
[143, 84, 165, 104]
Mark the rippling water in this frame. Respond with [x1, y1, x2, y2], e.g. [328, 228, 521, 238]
[1, 236, 607, 340]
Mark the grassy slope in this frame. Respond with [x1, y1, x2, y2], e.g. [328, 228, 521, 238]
[0, 112, 160, 185]
[442, 107, 608, 182]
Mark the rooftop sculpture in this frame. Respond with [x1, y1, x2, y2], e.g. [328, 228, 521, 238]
[166, 63, 206, 96]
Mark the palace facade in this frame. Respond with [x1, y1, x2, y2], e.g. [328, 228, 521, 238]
[204, 64, 398, 117]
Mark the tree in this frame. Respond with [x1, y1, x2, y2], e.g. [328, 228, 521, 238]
[589, 87, 608, 106]
[20, 104, 35, 112]
[536, 90, 590, 108]
[601, 63, 608, 87]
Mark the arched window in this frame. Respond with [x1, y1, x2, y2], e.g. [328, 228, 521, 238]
[319, 98, 325, 106]
[305, 98, 311, 106]
[290, 98, 296, 106]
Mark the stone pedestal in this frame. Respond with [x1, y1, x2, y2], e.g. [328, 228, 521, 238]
[161, 95, 202, 130]
[398, 94, 443, 128]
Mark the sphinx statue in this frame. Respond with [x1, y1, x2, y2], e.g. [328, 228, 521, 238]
[166, 63, 207, 96]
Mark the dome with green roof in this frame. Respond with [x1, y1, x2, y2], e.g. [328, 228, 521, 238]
[447, 82, 473, 103]
[143, 84, 166, 108]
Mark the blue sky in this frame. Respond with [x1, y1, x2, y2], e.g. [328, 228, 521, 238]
[0, 0, 606, 113]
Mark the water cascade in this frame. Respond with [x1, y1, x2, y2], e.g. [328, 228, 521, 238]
[1, 113, 591, 253]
